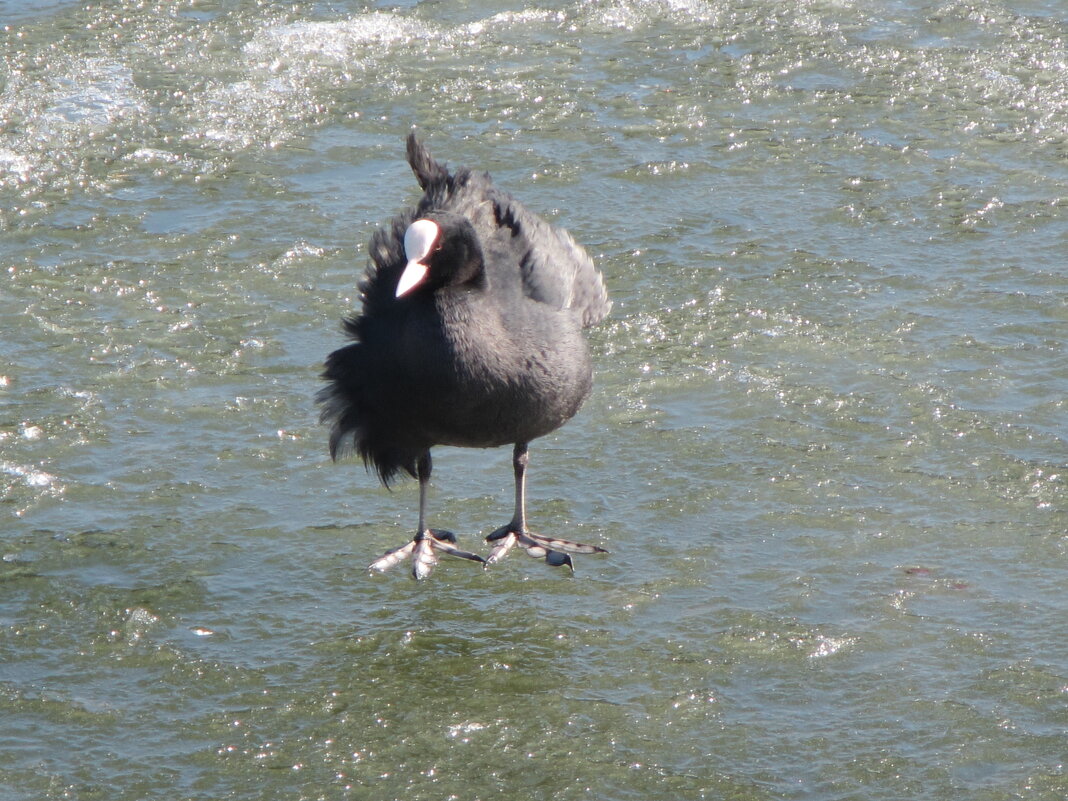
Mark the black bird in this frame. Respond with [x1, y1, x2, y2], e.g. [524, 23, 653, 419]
[318, 134, 610, 579]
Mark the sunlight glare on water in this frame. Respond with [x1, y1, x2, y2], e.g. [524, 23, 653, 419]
[2, 0, 1067, 799]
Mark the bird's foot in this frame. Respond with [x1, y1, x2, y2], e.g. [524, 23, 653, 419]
[485, 525, 607, 572]
[369, 529, 486, 580]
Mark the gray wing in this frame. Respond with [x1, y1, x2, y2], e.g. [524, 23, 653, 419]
[494, 194, 611, 328]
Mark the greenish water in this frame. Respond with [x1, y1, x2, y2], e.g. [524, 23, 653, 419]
[2, 1, 1067, 799]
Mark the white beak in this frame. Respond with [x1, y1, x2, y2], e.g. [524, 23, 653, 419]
[395, 260, 429, 297]
[396, 218, 440, 298]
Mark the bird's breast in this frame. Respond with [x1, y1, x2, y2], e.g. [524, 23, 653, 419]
[416, 300, 593, 446]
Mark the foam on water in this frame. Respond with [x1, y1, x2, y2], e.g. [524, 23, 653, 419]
[38, 58, 144, 128]
[244, 13, 437, 64]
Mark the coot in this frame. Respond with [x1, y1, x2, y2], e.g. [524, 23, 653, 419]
[318, 134, 610, 579]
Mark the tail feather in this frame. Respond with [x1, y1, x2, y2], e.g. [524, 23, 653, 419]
[406, 132, 448, 190]
[318, 343, 421, 485]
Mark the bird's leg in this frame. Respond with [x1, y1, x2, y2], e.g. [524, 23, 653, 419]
[368, 451, 486, 579]
[486, 443, 607, 571]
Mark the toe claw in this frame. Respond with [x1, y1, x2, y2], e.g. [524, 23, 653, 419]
[486, 531, 517, 564]
[369, 540, 417, 573]
[484, 525, 606, 571]
[525, 531, 607, 555]
[412, 536, 439, 580]
[545, 550, 574, 571]
[434, 539, 488, 566]
[370, 531, 484, 579]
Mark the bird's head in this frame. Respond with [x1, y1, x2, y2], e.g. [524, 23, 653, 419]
[396, 213, 485, 298]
